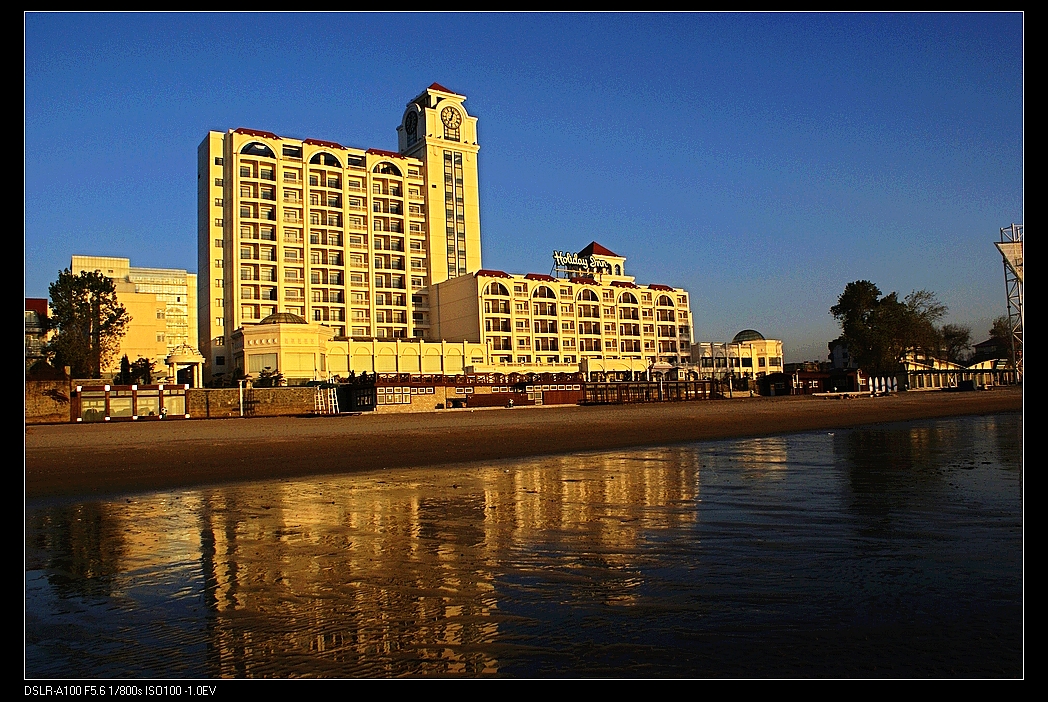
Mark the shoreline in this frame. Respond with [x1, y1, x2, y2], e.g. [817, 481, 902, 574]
[25, 387, 1022, 500]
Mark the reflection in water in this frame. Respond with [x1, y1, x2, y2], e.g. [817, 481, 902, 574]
[25, 414, 1022, 677]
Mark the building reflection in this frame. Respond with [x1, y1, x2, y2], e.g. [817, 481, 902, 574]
[20, 447, 698, 676]
[25, 416, 1022, 679]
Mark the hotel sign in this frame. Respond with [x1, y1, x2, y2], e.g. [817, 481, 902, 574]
[552, 251, 612, 273]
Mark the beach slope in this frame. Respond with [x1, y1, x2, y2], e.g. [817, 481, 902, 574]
[25, 388, 1022, 499]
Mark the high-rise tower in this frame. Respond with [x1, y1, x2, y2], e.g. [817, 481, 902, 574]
[397, 83, 482, 290]
[198, 84, 483, 382]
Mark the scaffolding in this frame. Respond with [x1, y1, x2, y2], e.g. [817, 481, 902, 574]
[995, 224, 1024, 382]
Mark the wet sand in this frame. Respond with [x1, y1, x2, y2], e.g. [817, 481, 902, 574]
[24, 387, 1022, 499]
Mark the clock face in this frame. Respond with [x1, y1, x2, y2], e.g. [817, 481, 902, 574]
[405, 111, 418, 136]
[441, 107, 462, 129]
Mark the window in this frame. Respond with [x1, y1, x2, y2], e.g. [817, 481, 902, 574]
[215, 218, 223, 227]
[214, 157, 224, 166]
[215, 356, 225, 366]
[214, 259, 223, 268]
[214, 198, 224, 207]
[215, 279, 223, 288]
[214, 178, 224, 186]
[215, 317, 224, 327]
[156, 333, 165, 343]
[215, 298, 223, 307]
[214, 239, 223, 249]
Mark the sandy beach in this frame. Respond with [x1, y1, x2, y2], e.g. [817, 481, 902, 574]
[24, 387, 1022, 499]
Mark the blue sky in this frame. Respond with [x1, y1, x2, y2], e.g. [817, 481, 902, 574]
[24, 13, 1023, 362]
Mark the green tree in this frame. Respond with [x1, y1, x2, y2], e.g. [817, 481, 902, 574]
[255, 367, 284, 388]
[131, 357, 155, 384]
[988, 316, 1014, 364]
[830, 280, 947, 374]
[115, 355, 133, 384]
[205, 367, 246, 388]
[45, 269, 129, 378]
[939, 324, 972, 364]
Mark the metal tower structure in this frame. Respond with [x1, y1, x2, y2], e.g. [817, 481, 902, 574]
[995, 224, 1023, 382]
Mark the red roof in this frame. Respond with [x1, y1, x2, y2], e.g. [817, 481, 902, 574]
[475, 269, 512, 279]
[577, 241, 619, 258]
[235, 127, 281, 140]
[428, 82, 460, 95]
[26, 298, 48, 316]
[611, 281, 639, 289]
[648, 284, 675, 291]
[569, 276, 597, 285]
[304, 137, 345, 149]
[366, 148, 405, 159]
[524, 273, 557, 282]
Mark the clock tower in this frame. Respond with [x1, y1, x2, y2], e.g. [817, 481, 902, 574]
[398, 83, 482, 291]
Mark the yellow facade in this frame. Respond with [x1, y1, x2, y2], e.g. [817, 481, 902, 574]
[199, 83, 483, 382]
[71, 255, 198, 378]
[199, 84, 696, 383]
[430, 243, 694, 376]
[232, 313, 490, 383]
[397, 83, 483, 284]
[691, 331, 783, 380]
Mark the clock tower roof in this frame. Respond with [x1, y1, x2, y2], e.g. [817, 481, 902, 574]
[427, 82, 460, 95]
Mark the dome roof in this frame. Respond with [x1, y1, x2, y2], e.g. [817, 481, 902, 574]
[259, 312, 307, 325]
[165, 343, 205, 364]
[732, 329, 765, 343]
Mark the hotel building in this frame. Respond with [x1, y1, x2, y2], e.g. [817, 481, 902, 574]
[199, 84, 694, 382]
[430, 242, 693, 378]
[198, 83, 481, 381]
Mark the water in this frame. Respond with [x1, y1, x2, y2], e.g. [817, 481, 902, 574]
[25, 413, 1023, 678]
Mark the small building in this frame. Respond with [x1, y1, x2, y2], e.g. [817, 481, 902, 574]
[25, 298, 48, 369]
[70, 255, 203, 383]
[230, 311, 492, 385]
[691, 330, 783, 381]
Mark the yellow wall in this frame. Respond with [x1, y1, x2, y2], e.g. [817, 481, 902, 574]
[71, 255, 197, 378]
[431, 265, 694, 374]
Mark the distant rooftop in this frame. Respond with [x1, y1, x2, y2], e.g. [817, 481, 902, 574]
[733, 329, 766, 343]
[578, 241, 619, 258]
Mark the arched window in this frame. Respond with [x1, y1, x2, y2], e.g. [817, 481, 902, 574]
[484, 282, 509, 296]
[372, 162, 402, 176]
[618, 292, 638, 304]
[657, 295, 674, 307]
[532, 286, 556, 299]
[576, 289, 600, 302]
[240, 142, 276, 158]
[309, 152, 342, 168]
[615, 265, 621, 275]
